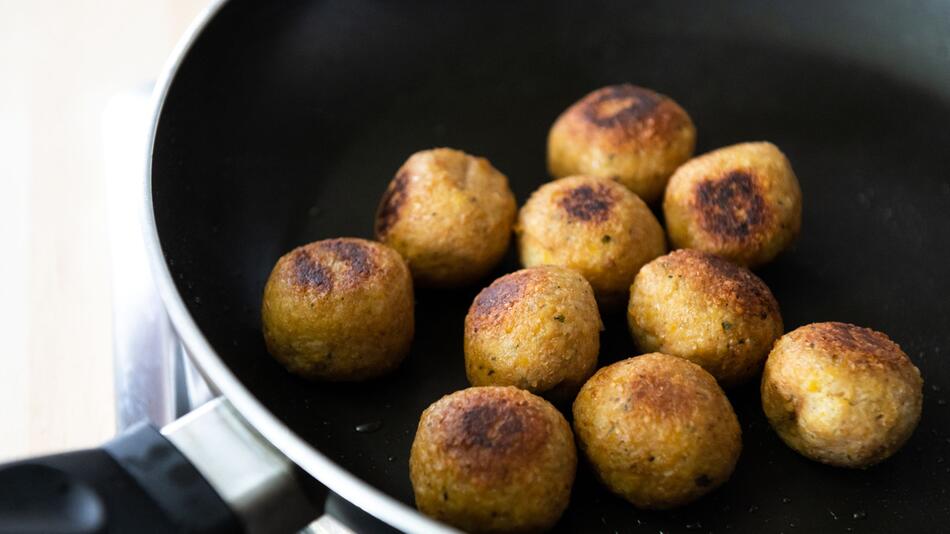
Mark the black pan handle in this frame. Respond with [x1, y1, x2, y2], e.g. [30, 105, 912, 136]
[0, 399, 320, 534]
[0, 423, 240, 534]
[0, 398, 405, 534]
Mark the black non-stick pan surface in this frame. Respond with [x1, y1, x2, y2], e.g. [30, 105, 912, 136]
[152, 1, 950, 531]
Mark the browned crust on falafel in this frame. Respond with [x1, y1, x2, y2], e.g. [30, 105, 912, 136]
[622, 354, 720, 416]
[375, 170, 410, 237]
[288, 238, 380, 293]
[425, 388, 550, 483]
[657, 249, 779, 319]
[627, 371, 711, 417]
[564, 84, 692, 147]
[663, 141, 801, 268]
[292, 248, 332, 292]
[785, 322, 912, 371]
[467, 270, 532, 331]
[558, 182, 618, 223]
[693, 170, 770, 242]
[581, 84, 663, 127]
[321, 239, 373, 275]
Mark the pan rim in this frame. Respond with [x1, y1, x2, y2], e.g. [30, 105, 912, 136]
[142, 1, 455, 532]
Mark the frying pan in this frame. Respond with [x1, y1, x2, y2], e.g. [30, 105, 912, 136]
[6, 0, 950, 532]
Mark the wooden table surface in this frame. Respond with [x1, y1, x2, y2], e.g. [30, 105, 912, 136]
[0, 0, 206, 461]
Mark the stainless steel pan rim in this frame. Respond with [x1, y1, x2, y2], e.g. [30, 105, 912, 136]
[142, 1, 455, 532]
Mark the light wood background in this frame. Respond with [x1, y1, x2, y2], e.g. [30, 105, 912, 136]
[0, 0, 207, 461]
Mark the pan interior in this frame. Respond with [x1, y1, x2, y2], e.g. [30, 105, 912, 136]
[152, 1, 950, 531]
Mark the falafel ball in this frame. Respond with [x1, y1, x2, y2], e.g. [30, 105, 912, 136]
[663, 141, 802, 268]
[547, 84, 696, 204]
[761, 322, 923, 468]
[375, 148, 517, 287]
[516, 175, 666, 309]
[464, 266, 602, 401]
[261, 238, 413, 381]
[573, 353, 741, 509]
[410, 386, 576, 533]
[628, 249, 783, 386]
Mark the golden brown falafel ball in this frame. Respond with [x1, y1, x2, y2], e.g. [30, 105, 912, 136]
[464, 266, 602, 401]
[547, 84, 696, 204]
[628, 249, 783, 386]
[375, 148, 517, 287]
[410, 386, 576, 533]
[516, 175, 666, 309]
[261, 238, 413, 381]
[663, 141, 802, 268]
[761, 322, 923, 468]
[573, 353, 741, 509]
